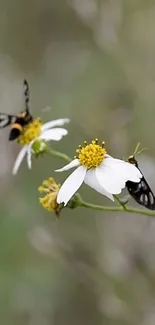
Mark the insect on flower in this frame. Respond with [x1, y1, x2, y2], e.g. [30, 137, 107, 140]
[0, 79, 33, 140]
[55, 139, 142, 206]
[0, 79, 70, 174]
[126, 148, 155, 210]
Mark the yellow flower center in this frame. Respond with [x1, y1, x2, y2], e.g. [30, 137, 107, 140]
[18, 118, 42, 145]
[38, 178, 61, 215]
[76, 139, 107, 168]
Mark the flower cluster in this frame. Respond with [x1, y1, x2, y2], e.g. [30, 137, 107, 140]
[7, 80, 155, 217]
[11, 113, 143, 215]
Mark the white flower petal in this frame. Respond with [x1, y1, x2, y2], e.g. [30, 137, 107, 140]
[103, 157, 142, 182]
[39, 128, 68, 141]
[84, 168, 114, 201]
[55, 159, 80, 172]
[12, 146, 28, 175]
[57, 165, 87, 206]
[96, 165, 125, 194]
[27, 146, 32, 169]
[41, 118, 70, 132]
[96, 157, 142, 194]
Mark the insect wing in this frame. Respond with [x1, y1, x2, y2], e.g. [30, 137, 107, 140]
[126, 158, 155, 210]
[0, 113, 16, 128]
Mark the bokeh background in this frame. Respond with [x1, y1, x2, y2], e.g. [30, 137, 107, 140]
[0, 0, 155, 324]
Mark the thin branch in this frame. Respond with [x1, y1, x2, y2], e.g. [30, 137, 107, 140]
[79, 200, 155, 217]
[47, 148, 71, 163]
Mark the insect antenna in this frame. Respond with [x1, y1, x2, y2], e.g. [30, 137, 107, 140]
[23, 79, 30, 112]
[132, 142, 148, 157]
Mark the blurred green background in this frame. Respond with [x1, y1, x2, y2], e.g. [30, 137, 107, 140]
[0, 0, 155, 324]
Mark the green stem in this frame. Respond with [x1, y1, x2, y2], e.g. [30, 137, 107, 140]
[79, 200, 155, 217]
[80, 200, 124, 212]
[114, 195, 127, 210]
[48, 148, 71, 163]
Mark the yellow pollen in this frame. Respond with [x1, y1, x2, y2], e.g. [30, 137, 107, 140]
[39, 193, 58, 212]
[76, 140, 107, 168]
[38, 177, 61, 215]
[18, 118, 42, 145]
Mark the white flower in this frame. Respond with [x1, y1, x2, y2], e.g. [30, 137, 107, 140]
[55, 140, 142, 206]
[12, 118, 70, 175]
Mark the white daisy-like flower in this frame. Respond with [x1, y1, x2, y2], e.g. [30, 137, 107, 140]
[55, 139, 142, 206]
[12, 118, 70, 175]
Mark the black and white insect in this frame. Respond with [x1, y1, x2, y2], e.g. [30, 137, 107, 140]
[0, 79, 33, 141]
[126, 155, 155, 210]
